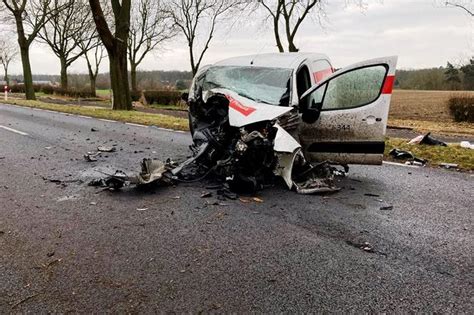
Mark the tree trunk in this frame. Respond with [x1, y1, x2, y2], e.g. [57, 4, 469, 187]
[89, 75, 97, 97]
[14, 13, 35, 100]
[130, 63, 137, 92]
[109, 46, 131, 110]
[288, 42, 299, 52]
[3, 67, 8, 85]
[85, 56, 97, 97]
[273, 18, 284, 52]
[60, 56, 68, 90]
[19, 45, 35, 100]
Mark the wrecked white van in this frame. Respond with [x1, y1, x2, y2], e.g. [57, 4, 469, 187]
[183, 53, 397, 193]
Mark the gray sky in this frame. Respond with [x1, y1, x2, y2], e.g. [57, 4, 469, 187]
[6, 0, 474, 75]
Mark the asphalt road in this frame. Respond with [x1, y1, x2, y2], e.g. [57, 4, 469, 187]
[0, 103, 472, 313]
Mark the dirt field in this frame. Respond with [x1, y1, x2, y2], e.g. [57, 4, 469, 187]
[389, 89, 474, 122]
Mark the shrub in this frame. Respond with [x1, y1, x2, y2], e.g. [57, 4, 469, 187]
[131, 90, 142, 102]
[448, 96, 474, 123]
[9, 85, 25, 93]
[41, 86, 95, 98]
[9, 84, 44, 93]
[41, 85, 55, 95]
[143, 90, 181, 105]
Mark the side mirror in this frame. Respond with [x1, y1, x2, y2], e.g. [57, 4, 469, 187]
[302, 109, 321, 124]
[181, 92, 189, 101]
[300, 97, 322, 124]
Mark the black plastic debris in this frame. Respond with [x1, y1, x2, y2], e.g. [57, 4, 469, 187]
[389, 148, 427, 165]
[408, 132, 447, 146]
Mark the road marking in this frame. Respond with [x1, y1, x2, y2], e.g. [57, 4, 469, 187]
[125, 122, 147, 128]
[77, 115, 92, 119]
[0, 125, 29, 136]
[383, 161, 420, 168]
[98, 118, 116, 123]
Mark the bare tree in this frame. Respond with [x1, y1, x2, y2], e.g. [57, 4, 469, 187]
[79, 38, 106, 97]
[0, 39, 18, 85]
[2, 0, 52, 99]
[258, 0, 324, 52]
[89, 0, 132, 110]
[128, 0, 176, 91]
[39, 0, 92, 90]
[165, 0, 245, 75]
[446, 1, 473, 16]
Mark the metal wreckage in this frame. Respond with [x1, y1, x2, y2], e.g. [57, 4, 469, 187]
[93, 88, 344, 194]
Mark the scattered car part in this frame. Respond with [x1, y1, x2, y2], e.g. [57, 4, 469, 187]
[389, 148, 427, 165]
[460, 141, 474, 149]
[97, 146, 116, 152]
[440, 163, 459, 169]
[408, 132, 447, 146]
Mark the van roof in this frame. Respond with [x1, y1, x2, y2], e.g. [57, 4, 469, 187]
[214, 52, 330, 69]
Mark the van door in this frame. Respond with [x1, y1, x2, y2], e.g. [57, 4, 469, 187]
[298, 56, 397, 165]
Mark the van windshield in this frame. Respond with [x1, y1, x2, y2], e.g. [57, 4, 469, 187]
[202, 66, 292, 106]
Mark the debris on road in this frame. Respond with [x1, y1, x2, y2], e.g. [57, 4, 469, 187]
[364, 193, 380, 197]
[200, 192, 213, 198]
[440, 163, 459, 169]
[380, 205, 394, 211]
[408, 132, 447, 146]
[97, 146, 116, 153]
[84, 152, 99, 162]
[91, 128, 98, 132]
[346, 240, 374, 253]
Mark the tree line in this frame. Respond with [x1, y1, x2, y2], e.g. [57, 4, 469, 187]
[0, 0, 472, 110]
[395, 59, 474, 91]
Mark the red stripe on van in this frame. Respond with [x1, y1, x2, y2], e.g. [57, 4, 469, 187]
[313, 68, 333, 83]
[226, 95, 256, 116]
[382, 75, 395, 94]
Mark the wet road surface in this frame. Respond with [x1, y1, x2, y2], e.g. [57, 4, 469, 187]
[1, 104, 472, 313]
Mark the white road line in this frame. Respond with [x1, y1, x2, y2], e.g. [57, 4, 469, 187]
[98, 118, 116, 123]
[383, 161, 420, 168]
[125, 122, 147, 128]
[77, 115, 92, 119]
[0, 125, 29, 136]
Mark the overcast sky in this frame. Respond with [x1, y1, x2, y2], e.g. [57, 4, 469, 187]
[4, 0, 474, 75]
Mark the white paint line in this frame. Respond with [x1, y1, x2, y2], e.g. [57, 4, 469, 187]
[174, 130, 186, 134]
[383, 161, 420, 168]
[125, 122, 147, 128]
[0, 125, 29, 136]
[98, 118, 117, 123]
[77, 115, 92, 119]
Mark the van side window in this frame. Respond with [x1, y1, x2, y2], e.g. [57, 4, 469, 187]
[296, 65, 311, 99]
[312, 60, 333, 83]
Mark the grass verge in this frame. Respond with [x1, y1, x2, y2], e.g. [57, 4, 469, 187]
[3, 98, 189, 131]
[149, 104, 187, 111]
[385, 138, 474, 170]
[388, 118, 474, 138]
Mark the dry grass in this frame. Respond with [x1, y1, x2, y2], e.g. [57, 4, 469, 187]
[3, 98, 189, 131]
[390, 89, 474, 122]
[389, 90, 474, 137]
